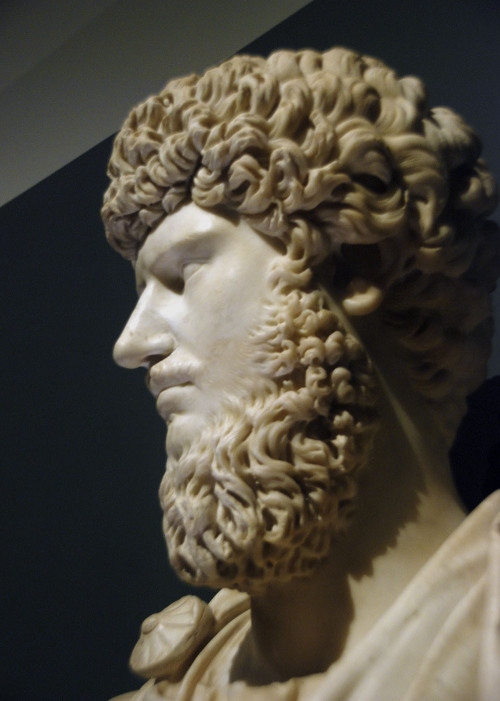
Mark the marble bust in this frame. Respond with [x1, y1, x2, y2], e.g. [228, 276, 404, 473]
[102, 49, 500, 700]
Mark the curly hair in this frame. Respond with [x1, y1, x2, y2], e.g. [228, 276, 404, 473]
[102, 47, 499, 440]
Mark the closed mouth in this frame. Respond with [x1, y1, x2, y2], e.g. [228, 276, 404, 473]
[146, 370, 194, 398]
[155, 382, 194, 420]
[158, 381, 191, 394]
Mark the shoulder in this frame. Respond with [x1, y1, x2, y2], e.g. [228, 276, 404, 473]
[112, 589, 250, 701]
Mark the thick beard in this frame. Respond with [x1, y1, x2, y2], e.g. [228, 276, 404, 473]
[159, 284, 379, 595]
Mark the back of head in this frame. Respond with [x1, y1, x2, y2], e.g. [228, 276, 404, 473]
[102, 47, 500, 442]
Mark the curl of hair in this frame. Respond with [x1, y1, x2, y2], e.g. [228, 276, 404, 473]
[102, 48, 499, 439]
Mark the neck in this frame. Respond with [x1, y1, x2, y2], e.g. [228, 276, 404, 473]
[337, 370, 465, 651]
[243, 557, 353, 683]
[232, 319, 466, 685]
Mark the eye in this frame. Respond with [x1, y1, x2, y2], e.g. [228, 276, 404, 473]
[162, 261, 203, 295]
[166, 272, 185, 294]
[181, 261, 203, 281]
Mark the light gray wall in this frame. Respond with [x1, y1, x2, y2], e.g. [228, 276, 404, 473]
[0, 0, 311, 206]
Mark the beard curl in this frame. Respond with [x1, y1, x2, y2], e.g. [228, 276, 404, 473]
[159, 273, 379, 595]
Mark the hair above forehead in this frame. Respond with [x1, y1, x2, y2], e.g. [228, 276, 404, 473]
[102, 48, 496, 269]
[102, 47, 500, 441]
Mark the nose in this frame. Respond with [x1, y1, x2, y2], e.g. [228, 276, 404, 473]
[113, 288, 175, 369]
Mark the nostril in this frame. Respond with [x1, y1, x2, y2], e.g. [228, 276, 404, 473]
[148, 354, 168, 367]
[113, 313, 175, 370]
[146, 355, 168, 376]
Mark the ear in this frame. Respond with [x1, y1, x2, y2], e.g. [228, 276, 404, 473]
[342, 277, 384, 316]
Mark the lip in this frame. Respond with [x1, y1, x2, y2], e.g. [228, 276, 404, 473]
[146, 367, 195, 398]
[156, 383, 194, 420]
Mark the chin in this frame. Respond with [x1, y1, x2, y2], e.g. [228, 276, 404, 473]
[159, 284, 378, 593]
[165, 412, 210, 456]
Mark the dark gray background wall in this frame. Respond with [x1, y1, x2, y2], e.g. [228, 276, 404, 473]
[2, 1, 500, 699]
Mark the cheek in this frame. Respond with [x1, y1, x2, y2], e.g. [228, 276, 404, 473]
[189, 310, 255, 367]
[187, 273, 265, 350]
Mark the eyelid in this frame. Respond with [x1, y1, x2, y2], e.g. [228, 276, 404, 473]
[135, 269, 145, 296]
[152, 236, 216, 290]
[180, 260, 204, 278]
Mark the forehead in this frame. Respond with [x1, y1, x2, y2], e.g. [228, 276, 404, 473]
[136, 203, 238, 269]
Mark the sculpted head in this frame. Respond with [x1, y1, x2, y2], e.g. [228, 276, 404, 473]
[102, 48, 499, 593]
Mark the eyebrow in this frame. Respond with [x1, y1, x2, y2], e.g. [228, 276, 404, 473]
[147, 229, 219, 277]
[159, 228, 221, 257]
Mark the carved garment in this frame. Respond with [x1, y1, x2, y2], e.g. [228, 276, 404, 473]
[114, 491, 500, 701]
